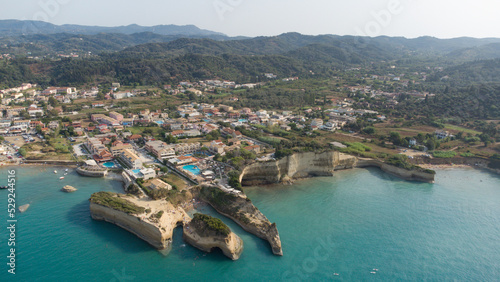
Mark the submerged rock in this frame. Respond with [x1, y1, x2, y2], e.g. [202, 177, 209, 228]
[61, 185, 77, 193]
[19, 204, 30, 213]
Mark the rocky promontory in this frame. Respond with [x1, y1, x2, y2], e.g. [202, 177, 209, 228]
[89, 192, 189, 250]
[239, 151, 357, 186]
[239, 151, 435, 185]
[198, 185, 283, 256]
[183, 213, 243, 260]
[61, 185, 77, 193]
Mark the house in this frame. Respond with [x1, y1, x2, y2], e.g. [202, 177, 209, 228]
[244, 145, 261, 154]
[92, 102, 105, 108]
[149, 179, 172, 191]
[119, 149, 143, 169]
[128, 134, 142, 142]
[48, 121, 60, 129]
[173, 142, 201, 155]
[435, 130, 451, 140]
[110, 144, 134, 156]
[93, 149, 113, 162]
[169, 130, 185, 138]
[409, 139, 417, 146]
[172, 156, 197, 165]
[208, 140, 226, 154]
[240, 108, 252, 115]
[29, 120, 44, 129]
[12, 120, 31, 131]
[27, 105, 44, 117]
[145, 140, 176, 160]
[183, 129, 201, 137]
[280, 125, 292, 131]
[140, 168, 155, 180]
[219, 105, 233, 112]
[109, 111, 124, 122]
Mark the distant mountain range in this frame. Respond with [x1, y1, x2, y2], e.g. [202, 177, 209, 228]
[2, 20, 500, 89]
[0, 20, 227, 37]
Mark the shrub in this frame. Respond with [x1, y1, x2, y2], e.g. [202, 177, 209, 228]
[192, 213, 230, 236]
[89, 192, 145, 215]
[432, 151, 457, 158]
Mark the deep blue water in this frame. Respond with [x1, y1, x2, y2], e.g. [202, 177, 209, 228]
[0, 166, 499, 281]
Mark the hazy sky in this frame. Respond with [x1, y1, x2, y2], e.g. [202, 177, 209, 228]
[1, 0, 500, 38]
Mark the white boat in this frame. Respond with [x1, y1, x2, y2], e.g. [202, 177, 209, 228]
[370, 272, 376, 274]
[54, 170, 57, 174]
[65, 169, 69, 172]
[59, 177, 64, 180]
[64, 173, 67, 176]
[333, 273, 339, 276]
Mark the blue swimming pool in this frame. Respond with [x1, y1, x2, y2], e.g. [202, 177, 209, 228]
[103, 162, 115, 168]
[132, 169, 141, 174]
[155, 121, 164, 125]
[183, 165, 201, 175]
[238, 119, 248, 123]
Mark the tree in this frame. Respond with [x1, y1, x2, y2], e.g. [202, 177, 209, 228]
[389, 132, 402, 145]
[165, 134, 178, 144]
[48, 96, 58, 107]
[362, 126, 375, 134]
[206, 130, 221, 141]
[479, 133, 491, 147]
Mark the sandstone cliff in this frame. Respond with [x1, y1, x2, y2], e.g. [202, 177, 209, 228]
[356, 158, 435, 183]
[198, 185, 283, 256]
[240, 151, 357, 185]
[183, 213, 243, 260]
[89, 192, 189, 250]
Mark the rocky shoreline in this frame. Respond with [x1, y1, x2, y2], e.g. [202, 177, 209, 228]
[89, 191, 246, 260]
[197, 185, 283, 256]
[239, 151, 435, 185]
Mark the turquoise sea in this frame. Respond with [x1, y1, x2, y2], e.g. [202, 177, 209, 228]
[0, 166, 499, 281]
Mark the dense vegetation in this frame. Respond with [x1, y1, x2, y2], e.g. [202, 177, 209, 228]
[89, 192, 145, 215]
[191, 213, 231, 236]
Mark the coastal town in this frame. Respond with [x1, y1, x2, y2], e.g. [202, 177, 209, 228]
[0, 78, 380, 188]
[1, 6, 500, 279]
[0, 70, 496, 192]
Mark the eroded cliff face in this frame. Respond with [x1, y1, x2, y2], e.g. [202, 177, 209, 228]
[240, 151, 357, 185]
[356, 158, 435, 183]
[90, 203, 169, 249]
[198, 185, 283, 256]
[240, 151, 435, 185]
[183, 222, 243, 260]
[90, 196, 189, 250]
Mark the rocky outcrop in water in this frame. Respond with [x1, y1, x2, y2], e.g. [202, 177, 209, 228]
[183, 213, 243, 260]
[61, 185, 77, 193]
[19, 204, 30, 213]
[198, 185, 283, 256]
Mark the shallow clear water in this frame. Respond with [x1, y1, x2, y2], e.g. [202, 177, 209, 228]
[0, 166, 499, 281]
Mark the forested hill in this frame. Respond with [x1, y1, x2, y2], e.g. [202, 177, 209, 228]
[0, 32, 235, 56]
[0, 20, 226, 37]
[428, 59, 500, 84]
[2, 31, 500, 88]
